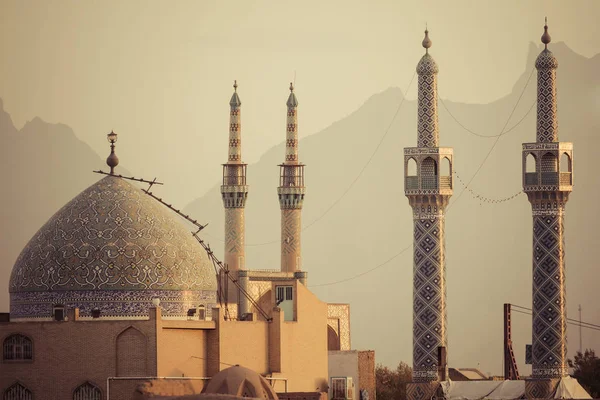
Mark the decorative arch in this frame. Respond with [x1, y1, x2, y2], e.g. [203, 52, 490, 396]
[541, 152, 558, 172]
[116, 326, 147, 377]
[406, 157, 417, 176]
[3, 334, 33, 361]
[560, 152, 572, 173]
[441, 157, 451, 176]
[327, 325, 341, 351]
[3, 382, 32, 400]
[420, 157, 438, 189]
[73, 382, 102, 400]
[526, 153, 537, 173]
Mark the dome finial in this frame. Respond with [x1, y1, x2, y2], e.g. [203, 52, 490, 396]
[422, 25, 432, 53]
[289, 82, 294, 93]
[106, 130, 119, 175]
[541, 17, 551, 49]
[233, 80, 238, 92]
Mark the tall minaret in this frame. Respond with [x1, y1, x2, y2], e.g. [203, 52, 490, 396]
[278, 83, 305, 273]
[523, 20, 573, 396]
[221, 80, 249, 305]
[404, 29, 453, 397]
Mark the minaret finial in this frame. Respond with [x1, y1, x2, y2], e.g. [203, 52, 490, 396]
[541, 17, 551, 49]
[233, 80, 238, 92]
[106, 130, 119, 175]
[289, 82, 294, 93]
[422, 27, 432, 53]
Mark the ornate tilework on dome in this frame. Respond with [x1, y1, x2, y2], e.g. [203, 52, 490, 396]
[9, 175, 217, 318]
[535, 49, 558, 70]
[416, 54, 439, 75]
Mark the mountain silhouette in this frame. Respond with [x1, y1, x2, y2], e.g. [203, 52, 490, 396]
[0, 41, 597, 376]
[0, 108, 131, 309]
[183, 41, 600, 375]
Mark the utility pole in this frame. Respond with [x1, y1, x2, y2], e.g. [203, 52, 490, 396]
[579, 304, 582, 354]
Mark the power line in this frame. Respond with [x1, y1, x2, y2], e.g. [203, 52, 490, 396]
[446, 66, 536, 213]
[204, 72, 418, 247]
[511, 304, 600, 330]
[510, 308, 600, 333]
[309, 67, 537, 288]
[438, 96, 536, 138]
[309, 244, 412, 288]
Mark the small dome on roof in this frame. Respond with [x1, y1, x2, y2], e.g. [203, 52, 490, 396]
[203, 365, 278, 400]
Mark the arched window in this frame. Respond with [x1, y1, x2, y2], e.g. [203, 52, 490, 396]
[560, 152, 572, 172]
[406, 158, 417, 176]
[541, 152, 558, 172]
[526, 153, 537, 173]
[73, 382, 102, 400]
[441, 157, 451, 176]
[3, 382, 32, 400]
[421, 157, 438, 189]
[3, 334, 32, 361]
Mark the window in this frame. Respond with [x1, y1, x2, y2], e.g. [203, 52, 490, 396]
[73, 382, 101, 400]
[3, 334, 32, 361]
[276, 286, 293, 302]
[4, 382, 32, 400]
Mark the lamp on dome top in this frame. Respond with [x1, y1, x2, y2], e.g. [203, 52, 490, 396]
[106, 130, 119, 175]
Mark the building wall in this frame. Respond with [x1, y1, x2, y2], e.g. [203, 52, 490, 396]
[328, 351, 359, 400]
[219, 319, 269, 374]
[278, 282, 328, 393]
[357, 351, 376, 400]
[157, 324, 209, 380]
[0, 310, 158, 400]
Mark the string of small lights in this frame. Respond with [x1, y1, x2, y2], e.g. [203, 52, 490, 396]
[453, 170, 524, 205]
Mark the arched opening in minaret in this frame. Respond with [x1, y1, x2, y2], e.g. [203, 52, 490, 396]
[440, 157, 451, 189]
[526, 153, 537, 173]
[327, 325, 341, 351]
[560, 152, 572, 172]
[421, 157, 438, 190]
[406, 158, 418, 189]
[541, 152, 558, 185]
[560, 152, 572, 185]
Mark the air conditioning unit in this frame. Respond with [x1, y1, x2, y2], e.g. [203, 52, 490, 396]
[331, 377, 353, 400]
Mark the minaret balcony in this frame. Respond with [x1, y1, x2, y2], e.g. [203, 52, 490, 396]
[404, 147, 453, 196]
[522, 142, 573, 192]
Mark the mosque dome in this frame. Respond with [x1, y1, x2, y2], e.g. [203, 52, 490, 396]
[203, 365, 278, 400]
[9, 175, 217, 319]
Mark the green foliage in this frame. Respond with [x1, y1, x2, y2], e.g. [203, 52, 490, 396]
[375, 361, 412, 400]
[568, 349, 600, 398]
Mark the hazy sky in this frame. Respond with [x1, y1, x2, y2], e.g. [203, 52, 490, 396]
[1, 1, 599, 206]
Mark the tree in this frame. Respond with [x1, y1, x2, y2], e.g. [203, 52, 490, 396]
[568, 349, 600, 398]
[376, 361, 412, 400]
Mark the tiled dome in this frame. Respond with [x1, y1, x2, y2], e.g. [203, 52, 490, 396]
[9, 175, 217, 319]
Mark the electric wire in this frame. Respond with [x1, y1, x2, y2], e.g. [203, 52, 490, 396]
[311, 67, 537, 288]
[205, 72, 417, 247]
[510, 308, 600, 333]
[511, 304, 600, 330]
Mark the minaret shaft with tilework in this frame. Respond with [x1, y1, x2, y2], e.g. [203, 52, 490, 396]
[221, 81, 248, 307]
[404, 30, 453, 391]
[278, 83, 305, 273]
[522, 21, 573, 395]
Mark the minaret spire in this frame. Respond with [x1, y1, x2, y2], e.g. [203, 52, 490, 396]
[278, 82, 305, 274]
[523, 20, 574, 398]
[404, 28, 454, 400]
[221, 80, 249, 316]
[417, 28, 439, 148]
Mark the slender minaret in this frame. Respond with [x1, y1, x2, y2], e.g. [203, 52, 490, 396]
[404, 29, 453, 392]
[221, 80, 249, 307]
[278, 83, 305, 273]
[523, 20, 573, 389]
